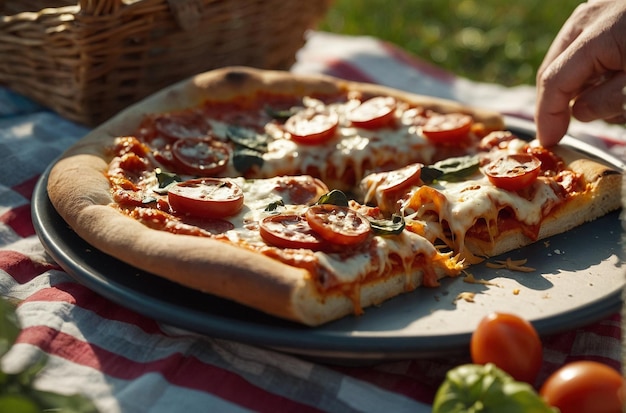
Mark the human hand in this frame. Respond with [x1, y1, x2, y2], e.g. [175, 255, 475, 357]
[535, 0, 626, 146]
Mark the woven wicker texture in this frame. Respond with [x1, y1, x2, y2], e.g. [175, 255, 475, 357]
[0, 0, 332, 125]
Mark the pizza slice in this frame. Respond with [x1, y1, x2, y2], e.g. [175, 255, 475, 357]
[360, 131, 622, 264]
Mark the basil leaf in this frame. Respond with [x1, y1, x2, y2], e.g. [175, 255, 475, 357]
[420, 166, 444, 184]
[433, 155, 480, 182]
[421, 155, 480, 184]
[265, 105, 298, 122]
[433, 364, 556, 413]
[233, 148, 264, 174]
[155, 168, 181, 188]
[265, 199, 285, 212]
[370, 214, 405, 235]
[226, 125, 269, 153]
[226, 126, 269, 174]
[315, 189, 349, 207]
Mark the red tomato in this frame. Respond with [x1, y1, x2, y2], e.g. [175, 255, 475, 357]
[484, 153, 542, 191]
[540, 361, 624, 413]
[305, 204, 372, 246]
[422, 113, 473, 144]
[168, 178, 244, 218]
[470, 312, 543, 384]
[171, 138, 230, 176]
[348, 96, 397, 129]
[378, 163, 423, 195]
[259, 214, 326, 250]
[284, 110, 339, 145]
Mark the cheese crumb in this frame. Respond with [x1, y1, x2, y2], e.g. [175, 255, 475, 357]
[454, 292, 475, 303]
[463, 272, 500, 286]
[485, 257, 535, 272]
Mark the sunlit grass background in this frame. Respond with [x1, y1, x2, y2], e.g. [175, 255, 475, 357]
[319, 0, 583, 87]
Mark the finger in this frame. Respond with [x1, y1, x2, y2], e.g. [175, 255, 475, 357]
[537, 3, 588, 78]
[535, 32, 623, 146]
[534, 1, 626, 146]
[535, 38, 596, 146]
[534, 86, 572, 147]
[571, 72, 626, 122]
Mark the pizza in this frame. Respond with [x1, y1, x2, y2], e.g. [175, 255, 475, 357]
[46, 66, 622, 326]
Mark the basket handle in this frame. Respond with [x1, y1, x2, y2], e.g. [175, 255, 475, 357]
[78, 0, 202, 30]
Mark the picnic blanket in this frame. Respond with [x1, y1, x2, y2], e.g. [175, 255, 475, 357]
[0, 31, 623, 412]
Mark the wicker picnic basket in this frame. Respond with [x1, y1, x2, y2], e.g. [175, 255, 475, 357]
[0, 0, 332, 126]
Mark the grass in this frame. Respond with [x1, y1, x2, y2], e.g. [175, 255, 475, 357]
[318, 0, 583, 86]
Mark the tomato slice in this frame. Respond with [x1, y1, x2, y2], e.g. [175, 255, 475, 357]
[272, 176, 330, 205]
[167, 178, 244, 218]
[171, 138, 230, 176]
[378, 163, 423, 195]
[305, 204, 372, 246]
[478, 130, 516, 151]
[153, 112, 209, 141]
[348, 96, 397, 129]
[422, 113, 473, 144]
[284, 109, 339, 145]
[484, 153, 542, 191]
[259, 214, 326, 250]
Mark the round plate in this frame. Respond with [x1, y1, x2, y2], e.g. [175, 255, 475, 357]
[32, 118, 624, 361]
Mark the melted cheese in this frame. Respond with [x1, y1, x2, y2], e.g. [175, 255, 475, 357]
[434, 176, 561, 226]
[400, 172, 563, 262]
[315, 231, 464, 291]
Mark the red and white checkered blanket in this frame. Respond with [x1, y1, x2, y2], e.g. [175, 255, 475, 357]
[0, 31, 623, 412]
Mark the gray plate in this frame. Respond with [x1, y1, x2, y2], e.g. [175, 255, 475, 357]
[33, 117, 624, 361]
